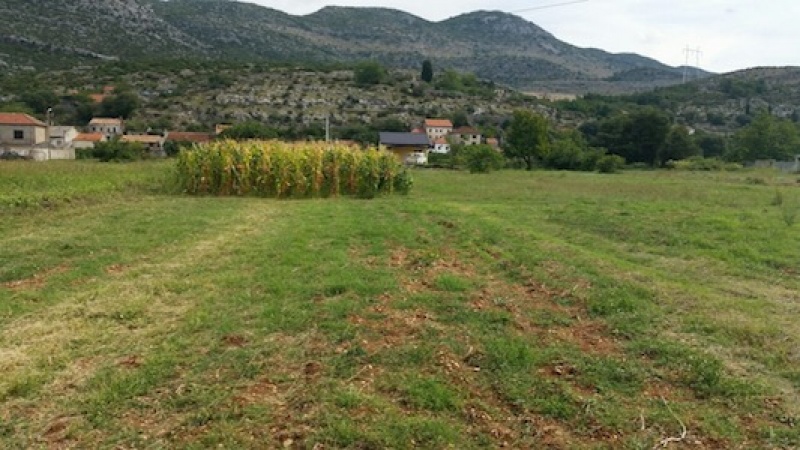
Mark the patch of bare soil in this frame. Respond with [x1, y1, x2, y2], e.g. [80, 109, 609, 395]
[2, 264, 69, 290]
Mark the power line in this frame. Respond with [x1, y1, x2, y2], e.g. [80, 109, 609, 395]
[511, 0, 589, 14]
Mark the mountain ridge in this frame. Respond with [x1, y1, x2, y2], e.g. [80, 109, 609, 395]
[0, 0, 705, 89]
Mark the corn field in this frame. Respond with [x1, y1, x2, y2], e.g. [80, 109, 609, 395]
[175, 140, 412, 198]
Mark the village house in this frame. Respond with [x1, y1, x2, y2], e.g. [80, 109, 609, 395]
[73, 132, 107, 151]
[47, 126, 79, 160]
[121, 134, 166, 157]
[450, 126, 482, 146]
[88, 117, 124, 139]
[379, 132, 429, 165]
[0, 112, 49, 159]
[430, 137, 451, 154]
[423, 119, 453, 142]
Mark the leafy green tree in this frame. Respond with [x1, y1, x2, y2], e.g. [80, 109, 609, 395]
[421, 59, 433, 83]
[593, 108, 671, 166]
[543, 130, 605, 171]
[729, 113, 800, 162]
[694, 132, 728, 158]
[504, 110, 550, 170]
[354, 60, 387, 86]
[436, 69, 462, 92]
[450, 110, 470, 128]
[220, 122, 280, 140]
[20, 90, 59, 115]
[100, 91, 140, 119]
[659, 125, 700, 164]
[463, 144, 505, 173]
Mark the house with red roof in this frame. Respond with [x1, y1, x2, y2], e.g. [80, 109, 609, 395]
[423, 119, 453, 143]
[73, 133, 107, 150]
[0, 113, 48, 158]
[431, 137, 451, 154]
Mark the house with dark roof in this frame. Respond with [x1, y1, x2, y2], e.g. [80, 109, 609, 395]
[379, 132, 429, 165]
[450, 126, 482, 146]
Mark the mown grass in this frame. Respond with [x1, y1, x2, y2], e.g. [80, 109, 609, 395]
[1, 161, 799, 448]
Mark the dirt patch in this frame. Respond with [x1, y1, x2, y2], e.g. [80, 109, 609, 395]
[117, 354, 143, 369]
[221, 334, 248, 348]
[104, 264, 127, 275]
[2, 264, 69, 290]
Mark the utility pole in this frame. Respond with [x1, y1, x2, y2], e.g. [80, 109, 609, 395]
[682, 46, 702, 83]
[325, 114, 330, 143]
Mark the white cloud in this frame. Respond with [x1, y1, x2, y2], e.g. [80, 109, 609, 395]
[245, 0, 800, 73]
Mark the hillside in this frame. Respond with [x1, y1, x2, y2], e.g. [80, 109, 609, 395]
[0, 0, 700, 90]
[555, 66, 800, 134]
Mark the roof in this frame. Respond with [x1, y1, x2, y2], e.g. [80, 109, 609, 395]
[433, 138, 449, 145]
[424, 119, 453, 129]
[89, 117, 123, 125]
[121, 134, 164, 144]
[74, 133, 105, 142]
[166, 131, 214, 143]
[379, 132, 430, 147]
[0, 113, 46, 127]
[452, 126, 480, 135]
[89, 94, 107, 104]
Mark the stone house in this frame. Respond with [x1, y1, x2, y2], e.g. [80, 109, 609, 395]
[423, 119, 453, 143]
[88, 117, 124, 139]
[0, 112, 48, 159]
[450, 126, 482, 146]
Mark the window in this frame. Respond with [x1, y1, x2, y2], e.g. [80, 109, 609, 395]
[13, 130, 24, 140]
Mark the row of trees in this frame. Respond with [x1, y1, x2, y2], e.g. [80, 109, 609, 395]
[1, 88, 140, 126]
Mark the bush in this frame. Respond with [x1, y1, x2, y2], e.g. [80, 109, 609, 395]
[664, 156, 743, 171]
[92, 140, 148, 162]
[596, 154, 625, 173]
[462, 144, 505, 173]
[0, 151, 31, 161]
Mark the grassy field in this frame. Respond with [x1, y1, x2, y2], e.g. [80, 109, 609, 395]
[1, 160, 799, 449]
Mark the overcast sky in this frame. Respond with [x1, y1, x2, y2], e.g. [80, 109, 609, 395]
[244, 0, 799, 73]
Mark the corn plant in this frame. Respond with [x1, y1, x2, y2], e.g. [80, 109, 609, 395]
[175, 140, 411, 198]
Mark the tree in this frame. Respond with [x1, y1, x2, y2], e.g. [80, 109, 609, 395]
[354, 60, 387, 86]
[659, 125, 700, 164]
[463, 144, 505, 173]
[593, 108, 671, 166]
[450, 110, 469, 128]
[20, 90, 59, 115]
[100, 91, 140, 119]
[220, 122, 279, 140]
[504, 110, 550, 170]
[729, 113, 800, 162]
[421, 59, 433, 83]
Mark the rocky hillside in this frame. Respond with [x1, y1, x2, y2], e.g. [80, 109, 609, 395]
[0, 0, 700, 90]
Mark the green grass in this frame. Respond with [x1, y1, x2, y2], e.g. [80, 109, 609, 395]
[1, 162, 799, 448]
